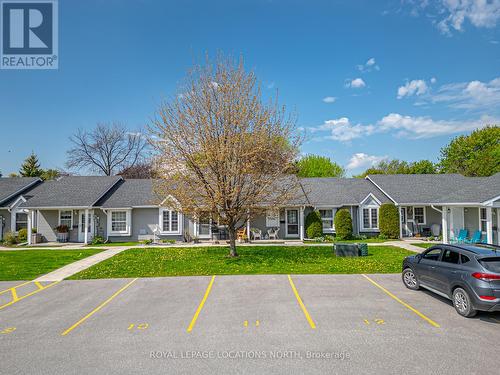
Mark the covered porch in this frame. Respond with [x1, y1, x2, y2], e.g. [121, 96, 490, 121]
[245, 206, 306, 242]
[440, 205, 500, 245]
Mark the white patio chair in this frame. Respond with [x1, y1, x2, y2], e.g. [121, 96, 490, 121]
[251, 228, 262, 240]
[267, 227, 280, 240]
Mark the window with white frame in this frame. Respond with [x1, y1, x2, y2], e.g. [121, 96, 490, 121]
[111, 211, 127, 232]
[319, 209, 335, 232]
[15, 212, 28, 231]
[160, 209, 181, 233]
[362, 207, 379, 230]
[480, 208, 487, 232]
[413, 207, 426, 224]
[59, 210, 73, 228]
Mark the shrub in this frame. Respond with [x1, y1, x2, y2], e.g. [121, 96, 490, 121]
[334, 209, 353, 240]
[55, 224, 69, 233]
[2, 231, 17, 246]
[379, 203, 400, 239]
[161, 239, 176, 244]
[17, 228, 28, 242]
[141, 239, 153, 245]
[305, 211, 323, 238]
[91, 236, 105, 245]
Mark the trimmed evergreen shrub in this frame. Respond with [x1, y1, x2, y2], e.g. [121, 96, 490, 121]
[17, 228, 28, 242]
[379, 203, 400, 239]
[334, 209, 353, 240]
[2, 231, 17, 246]
[305, 211, 323, 238]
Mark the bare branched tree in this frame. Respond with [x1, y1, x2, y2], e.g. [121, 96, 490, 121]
[150, 55, 301, 256]
[66, 123, 148, 176]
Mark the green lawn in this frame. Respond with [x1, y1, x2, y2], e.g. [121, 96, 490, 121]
[69, 246, 413, 279]
[0, 249, 103, 281]
[410, 243, 438, 249]
[87, 241, 141, 247]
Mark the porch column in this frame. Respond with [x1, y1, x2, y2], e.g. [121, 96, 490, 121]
[486, 207, 493, 244]
[246, 212, 251, 242]
[27, 210, 32, 245]
[398, 206, 403, 239]
[84, 209, 89, 244]
[442, 206, 448, 244]
[299, 206, 304, 241]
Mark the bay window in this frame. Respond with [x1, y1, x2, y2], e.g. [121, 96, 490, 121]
[362, 207, 379, 230]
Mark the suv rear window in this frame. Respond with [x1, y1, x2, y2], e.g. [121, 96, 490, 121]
[479, 258, 500, 273]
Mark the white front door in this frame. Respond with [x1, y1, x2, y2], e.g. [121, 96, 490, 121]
[285, 209, 299, 238]
[78, 210, 94, 242]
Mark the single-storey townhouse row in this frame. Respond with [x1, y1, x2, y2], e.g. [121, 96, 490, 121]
[0, 173, 499, 245]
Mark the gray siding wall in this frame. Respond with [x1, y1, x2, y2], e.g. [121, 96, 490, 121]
[37, 210, 58, 242]
[107, 208, 185, 242]
[464, 207, 479, 234]
[425, 206, 442, 229]
[0, 209, 11, 240]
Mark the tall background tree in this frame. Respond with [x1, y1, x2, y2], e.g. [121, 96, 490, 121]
[296, 155, 345, 177]
[150, 55, 300, 257]
[66, 123, 148, 175]
[19, 153, 43, 177]
[439, 125, 500, 177]
[355, 159, 438, 178]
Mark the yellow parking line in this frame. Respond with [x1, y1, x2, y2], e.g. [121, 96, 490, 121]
[0, 281, 32, 296]
[288, 275, 316, 329]
[362, 274, 440, 328]
[61, 278, 138, 336]
[187, 275, 215, 333]
[11, 288, 18, 301]
[0, 281, 60, 311]
[34, 281, 44, 290]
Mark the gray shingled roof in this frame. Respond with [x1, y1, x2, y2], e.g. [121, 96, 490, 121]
[367, 173, 500, 205]
[97, 179, 160, 208]
[300, 178, 391, 206]
[0, 177, 41, 206]
[20, 176, 122, 208]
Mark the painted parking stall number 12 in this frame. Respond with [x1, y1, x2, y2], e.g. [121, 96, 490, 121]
[128, 323, 149, 331]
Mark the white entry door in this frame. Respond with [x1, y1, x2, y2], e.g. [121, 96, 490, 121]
[78, 210, 94, 242]
[198, 213, 211, 239]
[285, 209, 299, 238]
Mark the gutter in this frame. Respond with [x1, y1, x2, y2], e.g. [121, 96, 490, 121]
[0, 178, 42, 207]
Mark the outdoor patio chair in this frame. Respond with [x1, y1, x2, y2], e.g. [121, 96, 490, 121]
[450, 229, 468, 244]
[466, 230, 485, 244]
[267, 228, 280, 240]
[250, 228, 262, 240]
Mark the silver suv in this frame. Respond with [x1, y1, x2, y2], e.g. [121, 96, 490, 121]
[402, 244, 500, 317]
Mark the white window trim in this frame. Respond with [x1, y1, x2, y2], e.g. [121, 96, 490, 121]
[12, 209, 28, 233]
[318, 208, 336, 233]
[159, 208, 182, 235]
[479, 207, 487, 233]
[413, 206, 427, 225]
[107, 209, 132, 236]
[360, 206, 379, 231]
[58, 209, 74, 228]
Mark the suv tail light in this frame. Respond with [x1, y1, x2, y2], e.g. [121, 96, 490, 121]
[478, 295, 499, 301]
[472, 272, 500, 281]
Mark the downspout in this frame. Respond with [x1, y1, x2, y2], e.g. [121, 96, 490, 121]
[430, 205, 442, 213]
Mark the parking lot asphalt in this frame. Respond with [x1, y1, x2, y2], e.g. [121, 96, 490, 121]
[1, 274, 499, 375]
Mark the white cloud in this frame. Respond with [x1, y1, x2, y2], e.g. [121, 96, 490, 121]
[430, 77, 437, 84]
[266, 81, 275, 89]
[346, 78, 366, 89]
[347, 153, 388, 170]
[397, 79, 428, 98]
[430, 77, 500, 109]
[309, 113, 498, 142]
[357, 58, 380, 72]
[407, 0, 500, 35]
[322, 96, 337, 103]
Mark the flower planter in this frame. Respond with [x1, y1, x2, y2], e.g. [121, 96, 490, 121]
[56, 232, 68, 243]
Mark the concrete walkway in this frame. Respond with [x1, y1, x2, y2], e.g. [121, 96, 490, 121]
[34, 247, 129, 282]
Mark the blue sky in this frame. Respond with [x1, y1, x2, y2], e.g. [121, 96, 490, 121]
[1, 0, 499, 176]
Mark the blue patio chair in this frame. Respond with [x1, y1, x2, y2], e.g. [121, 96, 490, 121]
[450, 229, 468, 244]
[465, 230, 482, 244]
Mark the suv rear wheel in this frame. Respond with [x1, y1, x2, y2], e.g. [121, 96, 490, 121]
[402, 268, 420, 290]
[453, 288, 477, 318]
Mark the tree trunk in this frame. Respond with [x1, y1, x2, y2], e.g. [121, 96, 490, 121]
[228, 227, 238, 257]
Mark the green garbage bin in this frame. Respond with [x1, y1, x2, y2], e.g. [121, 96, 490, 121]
[358, 243, 368, 257]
